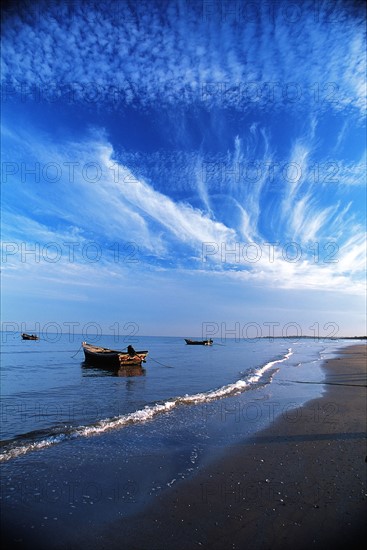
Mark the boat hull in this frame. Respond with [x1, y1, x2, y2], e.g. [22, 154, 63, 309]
[82, 342, 148, 368]
[21, 333, 39, 340]
[184, 339, 213, 346]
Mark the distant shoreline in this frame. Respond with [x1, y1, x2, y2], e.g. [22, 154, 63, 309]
[2, 330, 366, 340]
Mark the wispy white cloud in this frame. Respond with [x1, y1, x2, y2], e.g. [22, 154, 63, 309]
[336, 233, 367, 275]
[2, 124, 365, 297]
[282, 140, 309, 215]
[1, 126, 236, 262]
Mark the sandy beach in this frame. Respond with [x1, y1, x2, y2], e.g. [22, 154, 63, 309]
[96, 344, 367, 550]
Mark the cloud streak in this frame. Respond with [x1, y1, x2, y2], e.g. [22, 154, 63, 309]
[1, 124, 365, 296]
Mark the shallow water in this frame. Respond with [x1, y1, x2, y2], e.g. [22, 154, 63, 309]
[0, 333, 353, 462]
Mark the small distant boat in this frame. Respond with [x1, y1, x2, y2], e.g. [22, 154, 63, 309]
[82, 342, 148, 368]
[185, 338, 213, 346]
[21, 333, 39, 340]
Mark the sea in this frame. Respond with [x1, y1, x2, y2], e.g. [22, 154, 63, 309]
[0, 333, 360, 545]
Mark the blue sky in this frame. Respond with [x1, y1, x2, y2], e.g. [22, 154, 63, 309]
[1, 0, 366, 338]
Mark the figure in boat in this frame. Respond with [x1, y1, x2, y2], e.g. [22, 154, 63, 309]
[127, 345, 136, 356]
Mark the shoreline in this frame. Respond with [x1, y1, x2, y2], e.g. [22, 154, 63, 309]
[1, 344, 366, 549]
[96, 344, 367, 549]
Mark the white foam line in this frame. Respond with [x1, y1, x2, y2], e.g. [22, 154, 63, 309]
[247, 348, 293, 384]
[0, 349, 292, 462]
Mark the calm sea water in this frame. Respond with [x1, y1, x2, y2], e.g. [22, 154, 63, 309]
[0, 333, 353, 462]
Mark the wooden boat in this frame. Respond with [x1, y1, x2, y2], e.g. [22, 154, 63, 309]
[82, 342, 148, 368]
[185, 338, 213, 346]
[21, 333, 39, 340]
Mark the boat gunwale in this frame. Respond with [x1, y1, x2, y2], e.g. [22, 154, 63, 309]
[82, 341, 148, 356]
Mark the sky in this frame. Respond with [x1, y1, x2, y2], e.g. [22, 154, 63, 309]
[1, 0, 366, 339]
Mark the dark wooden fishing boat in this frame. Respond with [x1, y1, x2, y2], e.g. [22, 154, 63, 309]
[82, 342, 148, 368]
[21, 333, 39, 340]
[184, 338, 213, 346]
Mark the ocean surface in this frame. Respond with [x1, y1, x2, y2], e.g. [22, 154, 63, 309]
[0, 333, 359, 543]
[1, 334, 354, 461]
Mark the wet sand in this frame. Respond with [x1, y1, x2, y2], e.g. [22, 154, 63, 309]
[97, 344, 367, 549]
